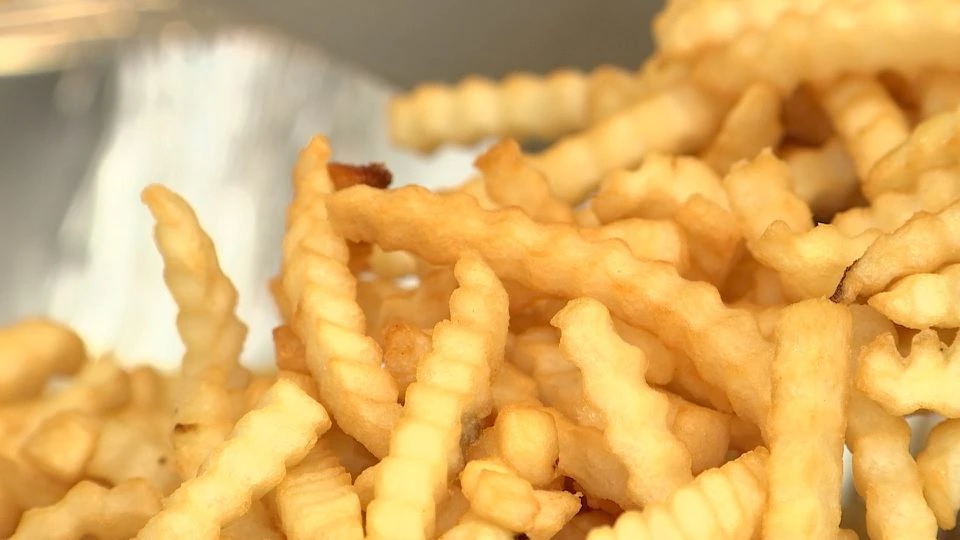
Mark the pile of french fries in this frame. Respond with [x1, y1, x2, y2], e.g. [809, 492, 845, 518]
[4, 1, 960, 538]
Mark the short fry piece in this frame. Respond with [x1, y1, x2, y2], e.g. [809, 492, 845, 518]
[917, 418, 960, 529]
[553, 298, 692, 505]
[137, 379, 331, 540]
[475, 138, 573, 224]
[868, 263, 960, 328]
[0, 319, 86, 404]
[10, 479, 161, 540]
[587, 448, 769, 540]
[762, 299, 852, 540]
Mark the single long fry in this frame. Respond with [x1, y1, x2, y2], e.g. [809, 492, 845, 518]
[762, 299, 851, 540]
[868, 263, 960, 328]
[366, 253, 508, 540]
[280, 136, 401, 458]
[833, 198, 960, 303]
[553, 298, 692, 505]
[0, 319, 85, 404]
[10, 479, 161, 540]
[475, 138, 573, 224]
[701, 83, 783, 175]
[586, 448, 769, 540]
[845, 392, 938, 540]
[137, 379, 331, 540]
[917, 418, 960, 529]
[142, 184, 248, 479]
[327, 185, 773, 429]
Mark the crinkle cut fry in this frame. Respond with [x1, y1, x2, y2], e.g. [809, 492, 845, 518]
[832, 198, 960, 303]
[917, 418, 960, 529]
[142, 184, 248, 479]
[326, 185, 772, 429]
[136, 379, 331, 540]
[275, 437, 363, 540]
[366, 253, 508, 540]
[552, 298, 693, 505]
[856, 330, 960, 417]
[667, 0, 960, 98]
[868, 263, 960, 328]
[586, 448, 769, 540]
[0, 319, 86, 404]
[700, 82, 783, 175]
[846, 392, 938, 539]
[10, 479, 161, 540]
[281, 135, 401, 458]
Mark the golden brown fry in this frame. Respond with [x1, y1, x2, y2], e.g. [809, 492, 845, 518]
[490, 362, 540, 410]
[846, 392, 938, 539]
[586, 448, 769, 540]
[142, 184, 249, 479]
[366, 253, 508, 540]
[833, 198, 960, 303]
[281, 136, 401, 458]
[376, 265, 456, 339]
[782, 139, 859, 220]
[554, 510, 615, 540]
[20, 411, 100, 484]
[439, 521, 514, 540]
[327, 162, 392, 191]
[856, 330, 960, 417]
[10, 479, 161, 540]
[664, 393, 731, 474]
[221, 501, 283, 540]
[493, 405, 559, 488]
[868, 263, 960, 328]
[137, 379, 331, 539]
[701, 83, 783, 175]
[327, 185, 773, 428]
[724, 149, 813, 242]
[474, 138, 573, 224]
[917, 418, 960, 529]
[0, 319, 85, 404]
[580, 219, 691, 276]
[275, 438, 363, 540]
[553, 298, 692, 505]
[272, 325, 308, 373]
[382, 322, 432, 400]
[816, 75, 910, 184]
[85, 410, 181, 496]
[762, 299, 852, 540]
[916, 71, 960, 118]
[782, 84, 835, 147]
[584, 66, 646, 124]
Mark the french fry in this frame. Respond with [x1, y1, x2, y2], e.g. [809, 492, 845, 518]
[553, 298, 693, 505]
[435, 488, 471, 537]
[724, 149, 813, 242]
[85, 410, 181, 496]
[868, 263, 960, 328]
[10, 479, 161, 540]
[377, 265, 456, 336]
[20, 410, 100, 484]
[782, 84, 835, 146]
[916, 418, 960, 529]
[142, 184, 249, 479]
[368, 246, 419, 279]
[493, 405, 559, 488]
[438, 521, 513, 540]
[382, 322, 432, 399]
[326, 185, 773, 429]
[701, 83, 783, 175]
[816, 75, 910, 184]
[490, 362, 541, 411]
[554, 510, 616, 540]
[221, 501, 283, 540]
[762, 299, 852, 540]
[580, 219, 691, 275]
[136, 379, 331, 539]
[366, 253, 508, 540]
[916, 71, 960, 118]
[856, 330, 960, 417]
[782, 139, 859, 220]
[833, 198, 960, 303]
[272, 325, 308, 374]
[586, 448, 769, 540]
[846, 392, 938, 539]
[0, 319, 86, 404]
[280, 136, 401, 458]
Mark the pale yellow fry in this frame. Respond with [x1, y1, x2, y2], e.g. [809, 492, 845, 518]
[916, 71, 960, 118]
[20, 411, 99, 484]
[221, 501, 283, 540]
[580, 218, 691, 276]
[857, 330, 960, 417]
[494, 405, 559, 488]
[142, 184, 248, 479]
[553, 298, 692, 505]
[591, 152, 729, 224]
[762, 299, 851, 540]
[0, 319, 85, 404]
[724, 149, 813, 242]
[865, 105, 960, 199]
[816, 75, 910, 184]
[85, 410, 181, 496]
[11, 479, 161, 540]
[587, 448, 769, 540]
[553, 511, 615, 540]
[530, 82, 725, 203]
[281, 136, 401, 458]
[673, 195, 744, 284]
[868, 263, 960, 328]
[783, 139, 859, 220]
[327, 185, 773, 428]
[137, 379, 331, 540]
[438, 521, 514, 540]
[475, 138, 573, 224]
[917, 418, 960, 529]
[275, 437, 363, 540]
[701, 83, 783, 175]
[834, 198, 960, 302]
[490, 362, 540, 411]
[366, 253, 508, 540]
[847, 392, 938, 538]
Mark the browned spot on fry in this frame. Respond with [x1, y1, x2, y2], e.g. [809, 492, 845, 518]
[173, 423, 198, 434]
[328, 162, 393, 191]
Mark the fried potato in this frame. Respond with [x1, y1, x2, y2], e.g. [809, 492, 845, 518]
[868, 263, 960, 328]
[782, 139, 859, 220]
[587, 448, 769, 540]
[762, 299, 852, 540]
[272, 325, 308, 373]
[724, 149, 813, 242]
[20, 411, 100, 484]
[553, 298, 693, 505]
[0, 319, 86, 404]
[917, 418, 960, 529]
[916, 71, 960, 118]
[382, 322, 432, 400]
[701, 83, 783, 175]
[326, 185, 773, 429]
[580, 218, 691, 275]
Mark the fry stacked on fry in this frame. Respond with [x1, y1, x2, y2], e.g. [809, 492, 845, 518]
[7, 1, 960, 538]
